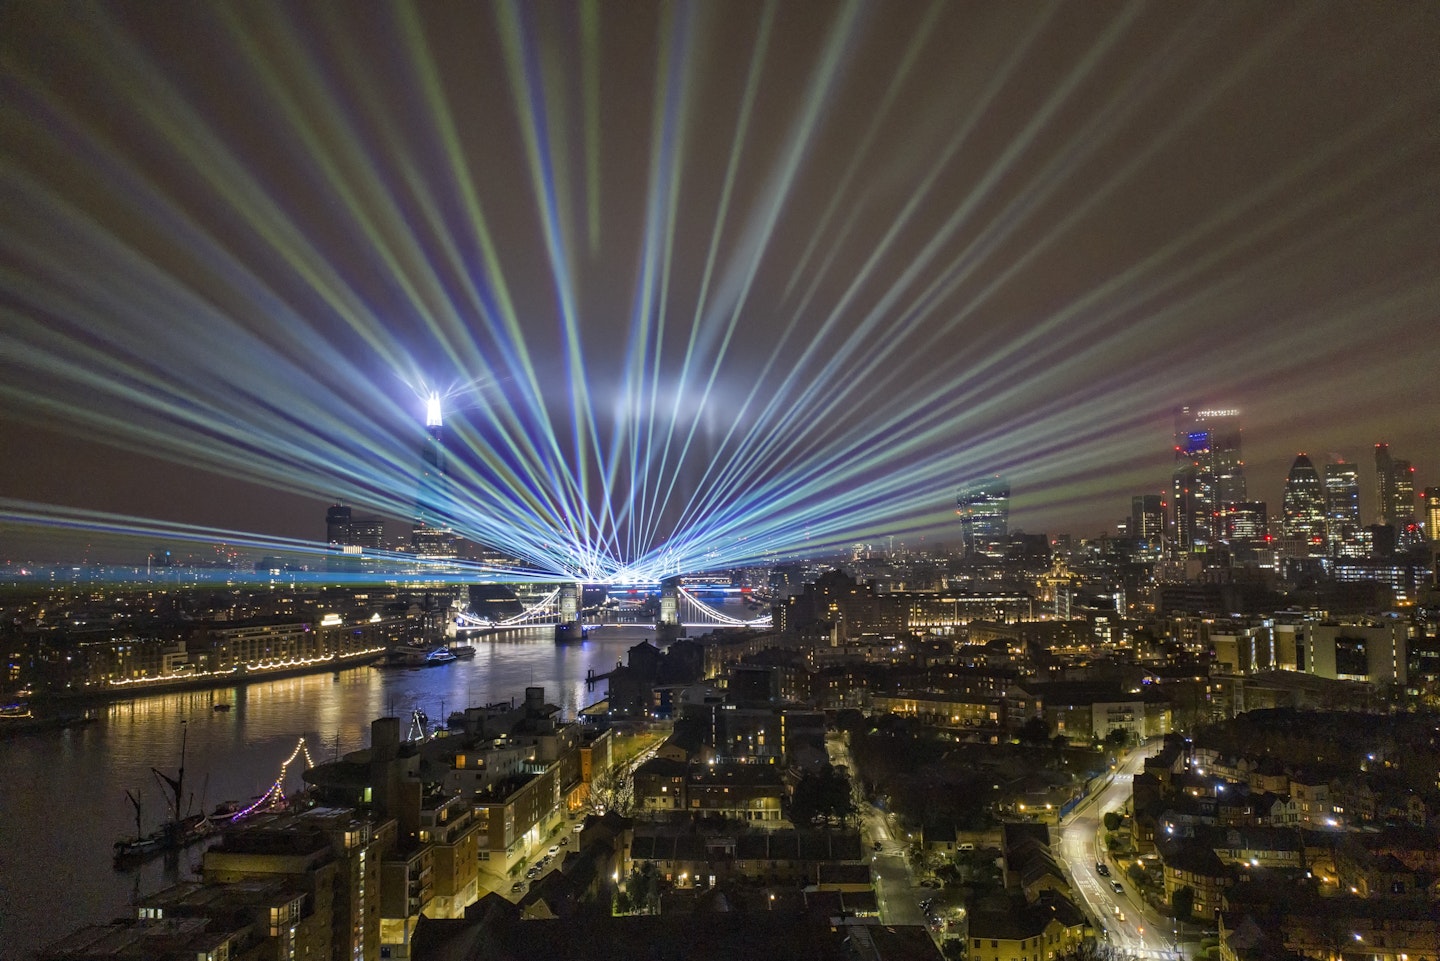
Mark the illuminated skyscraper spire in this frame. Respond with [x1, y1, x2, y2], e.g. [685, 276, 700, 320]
[413, 390, 457, 559]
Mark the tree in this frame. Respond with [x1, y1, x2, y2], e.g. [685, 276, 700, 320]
[625, 862, 662, 914]
[1103, 811, 1123, 832]
[586, 766, 635, 817]
[835, 708, 867, 738]
[1019, 716, 1050, 744]
[936, 861, 962, 887]
[1172, 885, 1195, 921]
[790, 764, 856, 825]
[1055, 939, 1114, 961]
[1105, 727, 1130, 748]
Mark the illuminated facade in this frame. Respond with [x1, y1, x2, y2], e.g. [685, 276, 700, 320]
[327, 504, 386, 571]
[1171, 407, 1244, 554]
[1219, 501, 1266, 539]
[1130, 493, 1165, 546]
[1424, 487, 1440, 541]
[956, 476, 1010, 558]
[1281, 454, 1326, 555]
[1324, 461, 1362, 557]
[1374, 443, 1417, 526]
[327, 504, 353, 545]
[1301, 621, 1407, 685]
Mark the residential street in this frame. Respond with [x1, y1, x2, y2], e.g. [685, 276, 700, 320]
[828, 733, 926, 928]
[1056, 743, 1179, 959]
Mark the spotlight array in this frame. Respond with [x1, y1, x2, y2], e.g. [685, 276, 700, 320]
[1, 4, 1434, 579]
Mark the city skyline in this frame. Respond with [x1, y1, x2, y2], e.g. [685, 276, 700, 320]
[2, 4, 1437, 572]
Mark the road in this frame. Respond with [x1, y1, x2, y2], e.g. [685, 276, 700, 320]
[1057, 743, 1178, 960]
[827, 733, 927, 928]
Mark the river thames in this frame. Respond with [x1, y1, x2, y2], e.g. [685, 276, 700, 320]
[0, 622, 680, 959]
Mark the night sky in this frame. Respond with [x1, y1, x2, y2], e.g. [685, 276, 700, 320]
[1, 2, 1437, 568]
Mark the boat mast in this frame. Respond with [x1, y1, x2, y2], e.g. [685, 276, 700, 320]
[152, 720, 186, 823]
[125, 789, 142, 840]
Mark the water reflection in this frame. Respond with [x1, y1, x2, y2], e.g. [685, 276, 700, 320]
[0, 624, 665, 959]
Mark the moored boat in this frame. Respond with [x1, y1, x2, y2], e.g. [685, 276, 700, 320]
[113, 722, 214, 870]
[385, 643, 434, 666]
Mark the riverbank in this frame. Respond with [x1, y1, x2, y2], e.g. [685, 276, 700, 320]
[27, 649, 387, 710]
[0, 709, 98, 738]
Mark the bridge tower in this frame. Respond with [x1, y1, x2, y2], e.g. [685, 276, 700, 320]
[657, 576, 684, 642]
[559, 583, 580, 621]
[556, 582, 585, 643]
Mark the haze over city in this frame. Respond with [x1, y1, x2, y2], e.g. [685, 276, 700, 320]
[2, 3, 1437, 574]
[5, 7, 1440, 961]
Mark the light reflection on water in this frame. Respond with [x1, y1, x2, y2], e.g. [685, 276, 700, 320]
[0, 624, 669, 959]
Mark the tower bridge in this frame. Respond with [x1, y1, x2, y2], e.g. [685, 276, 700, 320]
[453, 584, 771, 634]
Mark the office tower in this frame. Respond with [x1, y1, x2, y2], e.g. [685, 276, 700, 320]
[1171, 461, 1208, 553]
[1171, 406, 1244, 553]
[1375, 442, 1418, 530]
[326, 504, 353, 545]
[412, 392, 458, 558]
[1423, 487, 1440, 541]
[1281, 454, 1327, 555]
[1392, 459, 1417, 525]
[348, 515, 385, 550]
[327, 504, 387, 572]
[956, 476, 1010, 558]
[327, 505, 385, 550]
[1218, 502, 1267, 544]
[1389, 455, 1420, 549]
[1130, 494, 1165, 546]
[1375, 443, 1395, 524]
[1203, 412, 1246, 505]
[1324, 461, 1362, 556]
[1374, 444, 1415, 523]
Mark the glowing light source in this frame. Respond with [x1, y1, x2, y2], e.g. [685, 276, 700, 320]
[1, 4, 1434, 581]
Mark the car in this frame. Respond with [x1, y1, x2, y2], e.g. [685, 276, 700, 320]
[1113, 907, 1125, 923]
[1096, 862, 1109, 877]
[560, 836, 569, 846]
[548, 845, 560, 856]
[1111, 880, 1124, 894]
[873, 841, 883, 852]
[511, 881, 526, 893]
